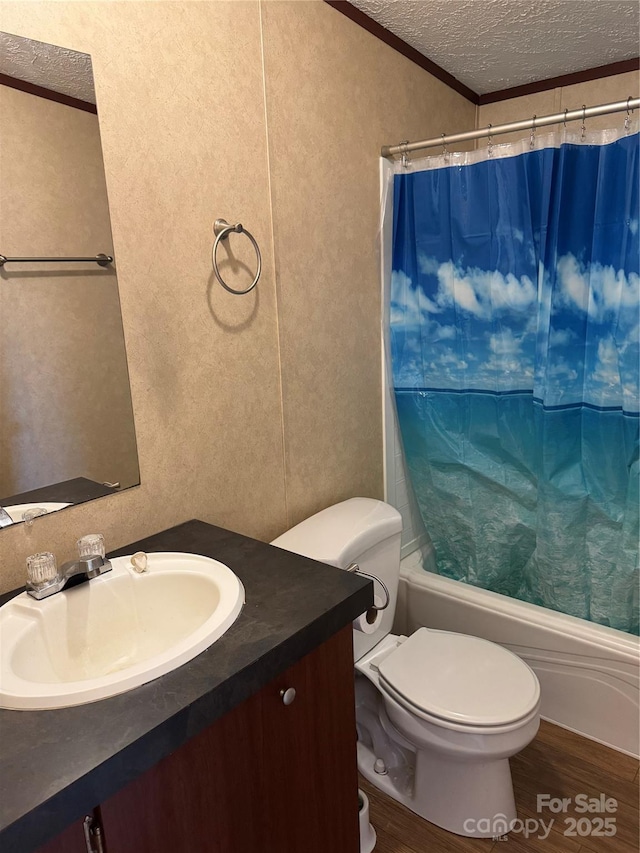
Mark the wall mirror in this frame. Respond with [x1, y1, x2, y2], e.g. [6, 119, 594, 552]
[0, 31, 140, 528]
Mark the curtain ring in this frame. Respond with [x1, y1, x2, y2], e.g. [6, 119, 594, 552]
[487, 124, 493, 158]
[441, 133, 449, 162]
[563, 108, 569, 130]
[624, 96, 633, 135]
[530, 115, 537, 149]
[581, 105, 587, 141]
[400, 140, 410, 170]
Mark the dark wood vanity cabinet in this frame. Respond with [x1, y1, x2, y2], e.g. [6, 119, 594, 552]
[37, 626, 360, 853]
[32, 820, 88, 853]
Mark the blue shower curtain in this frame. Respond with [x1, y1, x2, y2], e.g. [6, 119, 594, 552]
[390, 130, 639, 634]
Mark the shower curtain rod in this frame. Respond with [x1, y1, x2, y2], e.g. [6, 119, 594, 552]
[381, 98, 640, 158]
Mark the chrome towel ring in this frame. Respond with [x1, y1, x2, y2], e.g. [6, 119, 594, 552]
[212, 219, 261, 295]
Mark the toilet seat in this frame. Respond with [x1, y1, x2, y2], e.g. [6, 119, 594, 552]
[377, 628, 540, 729]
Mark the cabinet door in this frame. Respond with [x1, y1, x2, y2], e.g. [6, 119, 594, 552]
[98, 688, 264, 853]
[98, 626, 359, 853]
[34, 813, 94, 853]
[259, 625, 360, 852]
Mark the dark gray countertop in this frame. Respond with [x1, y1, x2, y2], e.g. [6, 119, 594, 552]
[0, 477, 119, 510]
[0, 519, 372, 853]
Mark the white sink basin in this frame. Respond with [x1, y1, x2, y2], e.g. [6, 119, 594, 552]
[4, 502, 71, 523]
[0, 552, 244, 710]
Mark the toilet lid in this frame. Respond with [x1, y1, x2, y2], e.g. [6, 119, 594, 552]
[378, 628, 540, 727]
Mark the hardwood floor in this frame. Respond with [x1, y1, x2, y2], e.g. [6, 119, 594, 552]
[360, 721, 639, 853]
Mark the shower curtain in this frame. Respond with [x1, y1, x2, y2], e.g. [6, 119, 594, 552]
[389, 125, 639, 635]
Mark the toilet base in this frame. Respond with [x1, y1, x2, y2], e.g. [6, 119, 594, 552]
[357, 740, 516, 839]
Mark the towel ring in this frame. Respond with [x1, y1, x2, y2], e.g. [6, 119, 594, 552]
[212, 219, 261, 295]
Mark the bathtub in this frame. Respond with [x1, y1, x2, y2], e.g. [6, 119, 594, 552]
[394, 547, 640, 758]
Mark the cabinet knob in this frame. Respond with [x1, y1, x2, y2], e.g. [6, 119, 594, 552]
[280, 687, 296, 706]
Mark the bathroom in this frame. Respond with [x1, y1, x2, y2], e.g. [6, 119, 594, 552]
[0, 1, 638, 851]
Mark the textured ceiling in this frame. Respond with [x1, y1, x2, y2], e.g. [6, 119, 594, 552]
[0, 31, 96, 104]
[348, 0, 640, 95]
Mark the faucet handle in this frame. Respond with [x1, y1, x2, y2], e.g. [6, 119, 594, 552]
[23, 508, 48, 526]
[77, 533, 105, 559]
[26, 552, 58, 589]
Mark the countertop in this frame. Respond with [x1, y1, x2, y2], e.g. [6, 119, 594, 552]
[0, 519, 372, 853]
[0, 477, 119, 510]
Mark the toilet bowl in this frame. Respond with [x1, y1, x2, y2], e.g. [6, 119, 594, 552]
[271, 498, 541, 839]
[355, 631, 540, 836]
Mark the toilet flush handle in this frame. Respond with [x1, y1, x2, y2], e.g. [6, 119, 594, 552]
[345, 563, 390, 612]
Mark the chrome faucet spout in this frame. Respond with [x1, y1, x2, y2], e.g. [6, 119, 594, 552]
[61, 555, 110, 582]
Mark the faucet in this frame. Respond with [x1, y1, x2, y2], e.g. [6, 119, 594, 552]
[26, 543, 112, 600]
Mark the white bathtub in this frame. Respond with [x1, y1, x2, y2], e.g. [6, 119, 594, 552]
[395, 548, 640, 758]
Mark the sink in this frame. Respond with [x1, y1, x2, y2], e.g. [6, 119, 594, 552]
[0, 552, 244, 710]
[4, 502, 71, 523]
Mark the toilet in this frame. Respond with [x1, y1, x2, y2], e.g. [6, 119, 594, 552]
[271, 498, 540, 839]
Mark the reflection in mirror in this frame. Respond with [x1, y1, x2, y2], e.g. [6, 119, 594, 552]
[0, 32, 140, 527]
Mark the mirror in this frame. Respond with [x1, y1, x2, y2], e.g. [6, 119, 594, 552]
[0, 32, 140, 527]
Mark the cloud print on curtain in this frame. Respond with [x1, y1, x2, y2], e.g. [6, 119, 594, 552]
[391, 130, 639, 635]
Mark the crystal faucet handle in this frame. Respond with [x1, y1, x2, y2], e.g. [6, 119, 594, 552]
[77, 533, 105, 559]
[26, 552, 58, 588]
[22, 508, 48, 525]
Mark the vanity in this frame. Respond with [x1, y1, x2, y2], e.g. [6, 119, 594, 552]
[0, 520, 372, 853]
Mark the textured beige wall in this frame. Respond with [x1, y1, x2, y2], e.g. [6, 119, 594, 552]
[0, 1, 286, 590]
[477, 70, 639, 144]
[261, 1, 475, 526]
[0, 85, 139, 496]
[0, 0, 475, 591]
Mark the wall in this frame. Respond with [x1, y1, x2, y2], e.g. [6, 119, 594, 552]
[0, 1, 475, 591]
[260, 1, 474, 526]
[0, 84, 139, 496]
[477, 71, 639, 143]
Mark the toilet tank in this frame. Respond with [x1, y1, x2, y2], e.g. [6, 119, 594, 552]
[271, 498, 402, 660]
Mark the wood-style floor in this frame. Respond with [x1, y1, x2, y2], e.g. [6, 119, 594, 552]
[361, 721, 639, 853]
